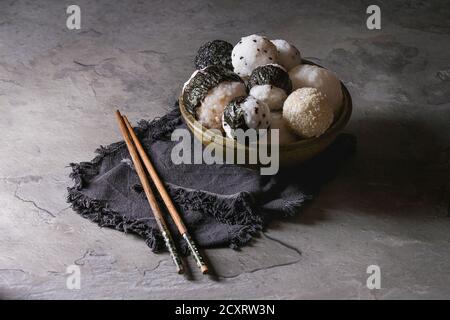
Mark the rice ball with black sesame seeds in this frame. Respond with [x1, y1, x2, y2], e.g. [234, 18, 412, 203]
[248, 64, 292, 111]
[231, 34, 278, 78]
[289, 64, 343, 116]
[194, 40, 233, 70]
[250, 85, 287, 111]
[283, 88, 334, 138]
[222, 96, 271, 139]
[271, 39, 302, 70]
[269, 112, 300, 145]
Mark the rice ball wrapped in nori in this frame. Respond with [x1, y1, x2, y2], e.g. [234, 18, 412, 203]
[222, 96, 271, 139]
[289, 64, 343, 116]
[182, 66, 246, 130]
[248, 64, 292, 111]
[283, 88, 334, 138]
[271, 39, 302, 70]
[231, 34, 278, 78]
[270, 112, 300, 145]
[194, 40, 233, 70]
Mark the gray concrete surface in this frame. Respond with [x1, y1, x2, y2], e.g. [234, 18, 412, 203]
[0, 0, 449, 299]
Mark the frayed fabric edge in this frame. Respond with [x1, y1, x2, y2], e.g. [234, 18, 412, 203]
[67, 184, 164, 252]
[167, 184, 264, 250]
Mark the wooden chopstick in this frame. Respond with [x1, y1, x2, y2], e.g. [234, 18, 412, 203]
[122, 115, 209, 275]
[115, 110, 184, 274]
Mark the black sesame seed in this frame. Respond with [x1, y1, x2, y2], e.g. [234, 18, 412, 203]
[255, 107, 258, 114]
[263, 50, 267, 53]
[253, 39, 257, 43]
[239, 41, 242, 44]
[257, 48, 260, 51]
[269, 57, 273, 60]
[263, 113, 266, 118]
[240, 56, 244, 60]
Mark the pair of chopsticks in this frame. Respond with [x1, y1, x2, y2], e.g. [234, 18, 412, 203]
[115, 110, 208, 275]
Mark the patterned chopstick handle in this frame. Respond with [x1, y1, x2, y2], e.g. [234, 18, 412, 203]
[183, 233, 209, 274]
[160, 224, 184, 274]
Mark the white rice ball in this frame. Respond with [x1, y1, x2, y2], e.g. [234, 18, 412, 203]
[271, 39, 302, 70]
[249, 84, 287, 111]
[196, 81, 247, 130]
[239, 96, 271, 130]
[289, 64, 343, 116]
[222, 96, 271, 139]
[231, 35, 278, 78]
[283, 88, 334, 138]
[269, 112, 300, 145]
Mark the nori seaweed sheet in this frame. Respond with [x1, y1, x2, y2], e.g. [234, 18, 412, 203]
[247, 64, 292, 93]
[223, 96, 249, 131]
[194, 40, 233, 70]
[182, 65, 243, 116]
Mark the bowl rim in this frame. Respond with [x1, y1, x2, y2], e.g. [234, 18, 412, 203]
[179, 60, 352, 150]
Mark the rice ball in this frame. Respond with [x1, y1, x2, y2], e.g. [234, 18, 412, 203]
[250, 85, 287, 111]
[197, 82, 247, 130]
[289, 64, 343, 116]
[182, 66, 246, 130]
[283, 88, 334, 138]
[271, 39, 302, 70]
[222, 96, 271, 139]
[194, 40, 233, 70]
[269, 112, 300, 145]
[231, 34, 278, 78]
[248, 64, 292, 111]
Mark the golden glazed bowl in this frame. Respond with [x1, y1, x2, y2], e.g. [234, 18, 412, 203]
[179, 63, 352, 167]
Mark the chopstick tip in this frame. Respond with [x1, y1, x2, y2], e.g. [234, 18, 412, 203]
[201, 265, 209, 275]
[177, 266, 185, 275]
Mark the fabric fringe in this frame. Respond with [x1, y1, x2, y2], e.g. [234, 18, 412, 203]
[167, 185, 262, 228]
[167, 184, 263, 249]
[67, 186, 164, 252]
[282, 195, 313, 217]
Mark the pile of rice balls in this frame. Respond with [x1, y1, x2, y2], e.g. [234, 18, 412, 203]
[182, 35, 344, 144]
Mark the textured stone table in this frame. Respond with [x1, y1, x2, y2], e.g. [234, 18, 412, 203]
[0, 0, 449, 299]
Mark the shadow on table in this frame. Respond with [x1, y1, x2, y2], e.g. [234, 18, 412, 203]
[285, 115, 450, 224]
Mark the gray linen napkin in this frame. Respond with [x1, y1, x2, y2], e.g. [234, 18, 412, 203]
[67, 104, 356, 253]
